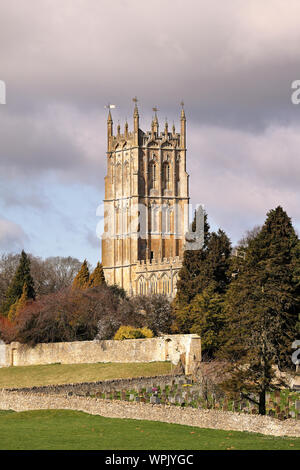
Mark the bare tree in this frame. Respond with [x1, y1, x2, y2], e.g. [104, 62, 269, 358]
[0, 253, 84, 304]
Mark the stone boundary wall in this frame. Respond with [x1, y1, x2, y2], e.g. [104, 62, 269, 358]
[5, 374, 187, 396]
[0, 334, 201, 375]
[1, 391, 299, 437]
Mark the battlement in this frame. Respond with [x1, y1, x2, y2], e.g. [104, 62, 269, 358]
[142, 131, 180, 147]
[111, 131, 134, 147]
[135, 256, 181, 268]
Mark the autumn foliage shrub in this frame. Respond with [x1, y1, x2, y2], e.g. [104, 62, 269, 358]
[114, 325, 153, 340]
[0, 285, 142, 345]
[0, 283, 172, 346]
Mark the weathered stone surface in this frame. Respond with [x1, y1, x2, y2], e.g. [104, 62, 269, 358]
[102, 105, 191, 298]
[5, 374, 187, 396]
[0, 390, 299, 437]
[0, 334, 201, 376]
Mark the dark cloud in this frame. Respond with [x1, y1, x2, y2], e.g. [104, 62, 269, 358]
[1, 0, 300, 127]
[0, 0, 299, 250]
[188, 123, 300, 240]
[0, 105, 106, 185]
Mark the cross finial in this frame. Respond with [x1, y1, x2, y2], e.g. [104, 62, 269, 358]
[132, 96, 138, 104]
[152, 106, 159, 113]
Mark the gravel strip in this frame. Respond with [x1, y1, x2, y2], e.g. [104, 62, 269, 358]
[0, 390, 299, 438]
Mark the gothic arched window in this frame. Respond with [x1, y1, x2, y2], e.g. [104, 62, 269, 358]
[161, 275, 170, 295]
[151, 204, 159, 233]
[150, 275, 157, 294]
[138, 276, 146, 295]
[149, 161, 157, 189]
[116, 163, 122, 197]
[163, 162, 170, 190]
[124, 162, 129, 194]
[162, 203, 171, 236]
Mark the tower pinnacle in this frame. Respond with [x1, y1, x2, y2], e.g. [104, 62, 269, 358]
[180, 101, 186, 148]
[152, 106, 159, 134]
[133, 97, 139, 141]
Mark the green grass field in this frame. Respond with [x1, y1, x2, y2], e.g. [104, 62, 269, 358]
[0, 409, 298, 450]
[0, 362, 172, 389]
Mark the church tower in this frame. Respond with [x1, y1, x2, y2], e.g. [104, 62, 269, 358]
[102, 100, 190, 297]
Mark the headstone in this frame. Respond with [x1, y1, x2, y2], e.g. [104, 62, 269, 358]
[150, 396, 160, 404]
[175, 395, 184, 405]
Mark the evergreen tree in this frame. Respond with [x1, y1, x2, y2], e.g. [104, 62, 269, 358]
[8, 283, 29, 322]
[220, 207, 300, 414]
[174, 211, 210, 306]
[2, 250, 35, 315]
[72, 260, 90, 290]
[89, 262, 106, 287]
[189, 285, 226, 358]
[173, 220, 231, 345]
[200, 230, 232, 294]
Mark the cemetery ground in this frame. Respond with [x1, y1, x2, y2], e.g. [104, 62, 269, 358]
[0, 409, 299, 450]
[0, 362, 172, 388]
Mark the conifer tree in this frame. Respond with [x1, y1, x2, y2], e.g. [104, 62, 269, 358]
[2, 250, 35, 315]
[89, 262, 106, 287]
[220, 207, 300, 414]
[8, 283, 29, 322]
[189, 286, 226, 357]
[174, 211, 210, 306]
[72, 259, 90, 290]
[173, 220, 231, 344]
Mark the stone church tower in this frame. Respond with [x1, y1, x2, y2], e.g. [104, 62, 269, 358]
[101, 100, 190, 297]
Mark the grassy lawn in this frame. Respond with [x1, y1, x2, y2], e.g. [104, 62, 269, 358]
[0, 409, 298, 450]
[0, 362, 172, 389]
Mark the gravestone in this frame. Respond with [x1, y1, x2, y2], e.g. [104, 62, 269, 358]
[150, 396, 160, 404]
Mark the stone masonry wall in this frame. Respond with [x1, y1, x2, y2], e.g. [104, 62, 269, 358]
[0, 334, 201, 374]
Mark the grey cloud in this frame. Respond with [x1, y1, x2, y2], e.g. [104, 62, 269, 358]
[86, 229, 100, 250]
[0, 217, 28, 251]
[1, 0, 300, 128]
[0, 105, 106, 185]
[0, 0, 299, 247]
[0, 182, 49, 209]
[188, 123, 300, 241]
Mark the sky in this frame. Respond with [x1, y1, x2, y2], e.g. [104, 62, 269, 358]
[0, 0, 300, 266]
